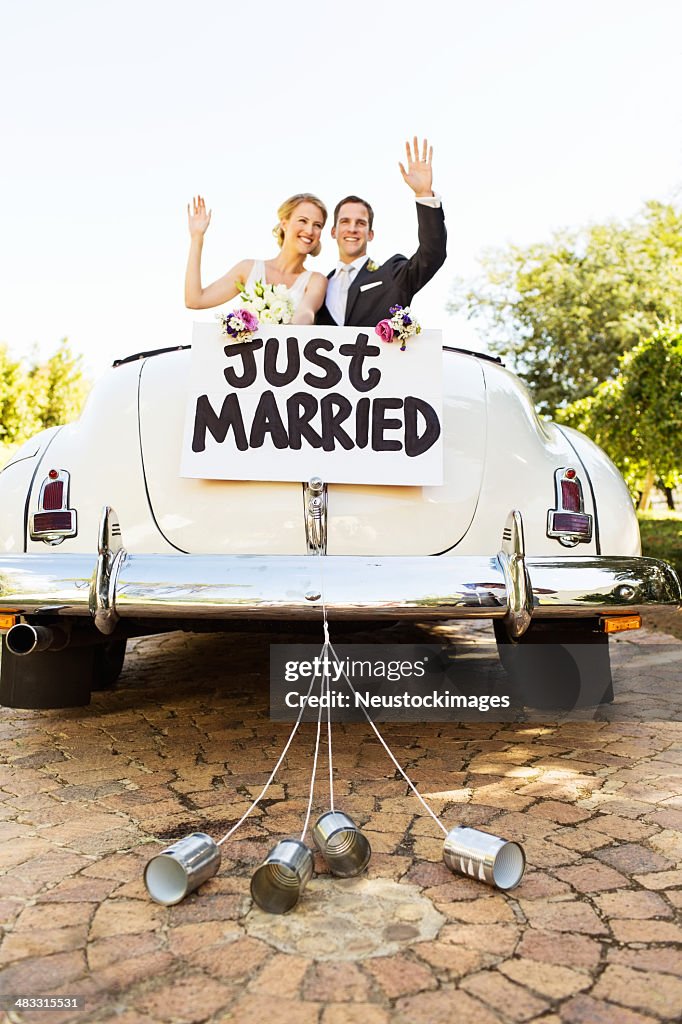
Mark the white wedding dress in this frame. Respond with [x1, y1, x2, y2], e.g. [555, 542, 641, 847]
[244, 259, 311, 307]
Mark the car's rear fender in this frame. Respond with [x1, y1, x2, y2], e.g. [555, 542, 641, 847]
[0, 428, 61, 553]
[454, 364, 604, 556]
[23, 360, 178, 555]
[556, 425, 640, 555]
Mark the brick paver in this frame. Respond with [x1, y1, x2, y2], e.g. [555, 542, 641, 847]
[0, 621, 681, 1023]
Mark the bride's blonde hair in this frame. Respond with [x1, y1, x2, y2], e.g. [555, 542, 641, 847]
[273, 193, 328, 257]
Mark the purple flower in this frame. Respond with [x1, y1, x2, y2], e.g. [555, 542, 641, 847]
[401, 314, 412, 326]
[389, 305, 403, 316]
[375, 319, 395, 343]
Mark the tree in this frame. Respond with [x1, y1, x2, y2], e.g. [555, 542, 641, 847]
[0, 340, 89, 461]
[0, 344, 39, 445]
[557, 324, 682, 509]
[449, 201, 682, 414]
[27, 340, 89, 430]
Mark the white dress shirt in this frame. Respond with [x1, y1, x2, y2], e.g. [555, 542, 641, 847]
[326, 255, 367, 326]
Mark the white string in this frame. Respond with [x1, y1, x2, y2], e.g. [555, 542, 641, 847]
[215, 667, 318, 847]
[214, 488, 326, 849]
[311, 512, 444, 839]
[300, 670, 325, 840]
[326, 642, 335, 812]
[317, 532, 335, 812]
[313, 513, 443, 836]
[327, 636, 448, 837]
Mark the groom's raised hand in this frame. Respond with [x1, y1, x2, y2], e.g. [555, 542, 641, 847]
[399, 137, 434, 198]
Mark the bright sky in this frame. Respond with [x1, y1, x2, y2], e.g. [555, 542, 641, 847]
[1, 0, 681, 378]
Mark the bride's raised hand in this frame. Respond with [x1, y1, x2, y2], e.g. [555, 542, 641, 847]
[187, 195, 212, 238]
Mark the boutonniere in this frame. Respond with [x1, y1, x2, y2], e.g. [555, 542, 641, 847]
[366, 259, 379, 273]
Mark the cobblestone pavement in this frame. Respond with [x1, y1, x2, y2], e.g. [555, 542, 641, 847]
[1, 621, 681, 1024]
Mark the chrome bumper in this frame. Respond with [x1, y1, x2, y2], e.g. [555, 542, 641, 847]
[0, 508, 678, 635]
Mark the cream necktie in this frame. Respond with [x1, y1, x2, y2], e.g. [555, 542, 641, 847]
[333, 265, 354, 325]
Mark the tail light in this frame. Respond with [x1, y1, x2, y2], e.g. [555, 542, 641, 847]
[547, 467, 592, 546]
[30, 469, 77, 545]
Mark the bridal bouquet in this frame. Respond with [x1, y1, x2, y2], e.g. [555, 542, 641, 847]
[237, 279, 294, 325]
[217, 279, 295, 343]
[375, 305, 422, 351]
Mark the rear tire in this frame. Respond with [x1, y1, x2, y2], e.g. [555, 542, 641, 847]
[494, 618, 614, 709]
[92, 638, 127, 691]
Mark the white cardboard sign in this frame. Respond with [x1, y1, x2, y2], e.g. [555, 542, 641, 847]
[181, 323, 443, 485]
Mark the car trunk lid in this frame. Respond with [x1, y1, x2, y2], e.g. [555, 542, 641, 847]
[137, 347, 487, 555]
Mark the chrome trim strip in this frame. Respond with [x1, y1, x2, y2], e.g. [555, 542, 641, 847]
[0, 553, 678, 621]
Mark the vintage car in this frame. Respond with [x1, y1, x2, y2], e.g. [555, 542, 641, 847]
[0, 331, 679, 710]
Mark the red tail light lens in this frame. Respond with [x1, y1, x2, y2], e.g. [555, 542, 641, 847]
[551, 512, 592, 536]
[32, 511, 74, 532]
[42, 480, 65, 510]
[30, 469, 77, 543]
[547, 467, 592, 546]
[560, 479, 581, 512]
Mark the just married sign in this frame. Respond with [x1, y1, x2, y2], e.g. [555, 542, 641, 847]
[181, 324, 443, 485]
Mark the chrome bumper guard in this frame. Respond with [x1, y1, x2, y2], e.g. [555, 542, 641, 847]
[0, 508, 679, 636]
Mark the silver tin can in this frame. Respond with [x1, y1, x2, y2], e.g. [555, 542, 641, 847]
[313, 810, 372, 877]
[443, 826, 525, 890]
[144, 832, 221, 905]
[250, 839, 314, 914]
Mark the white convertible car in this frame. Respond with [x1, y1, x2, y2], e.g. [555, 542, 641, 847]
[0, 334, 679, 710]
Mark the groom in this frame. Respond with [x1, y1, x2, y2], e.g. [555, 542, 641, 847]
[316, 137, 446, 328]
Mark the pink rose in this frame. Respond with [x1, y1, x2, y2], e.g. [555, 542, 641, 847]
[375, 319, 395, 343]
[239, 309, 260, 332]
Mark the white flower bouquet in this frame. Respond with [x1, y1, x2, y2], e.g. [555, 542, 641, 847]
[237, 279, 294, 325]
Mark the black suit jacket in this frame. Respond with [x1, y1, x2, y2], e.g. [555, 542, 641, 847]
[315, 203, 446, 327]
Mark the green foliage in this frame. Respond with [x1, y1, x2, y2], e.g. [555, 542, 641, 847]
[0, 340, 89, 463]
[638, 511, 682, 578]
[27, 341, 90, 430]
[450, 201, 682, 414]
[557, 325, 682, 503]
[0, 345, 40, 445]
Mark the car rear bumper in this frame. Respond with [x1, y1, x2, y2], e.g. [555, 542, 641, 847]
[0, 549, 678, 625]
[1, 506, 678, 636]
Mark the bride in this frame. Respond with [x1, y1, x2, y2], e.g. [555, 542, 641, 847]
[185, 193, 329, 325]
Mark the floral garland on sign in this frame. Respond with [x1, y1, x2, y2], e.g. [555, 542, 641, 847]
[375, 305, 421, 351]
[217, 279, 295, 343]
[217, 309, 260, 344]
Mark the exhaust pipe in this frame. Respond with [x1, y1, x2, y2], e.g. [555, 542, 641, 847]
[5, 623, 68, 656]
